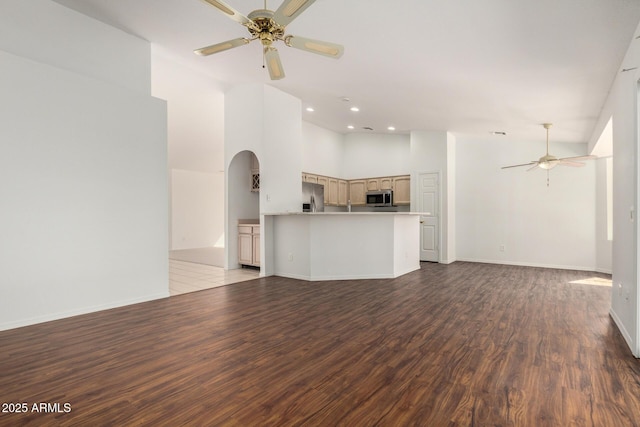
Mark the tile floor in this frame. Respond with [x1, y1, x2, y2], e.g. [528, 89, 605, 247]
[169, 259, 260, 296]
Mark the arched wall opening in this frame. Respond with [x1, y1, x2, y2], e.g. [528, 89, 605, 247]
[225, 150, 260, 270]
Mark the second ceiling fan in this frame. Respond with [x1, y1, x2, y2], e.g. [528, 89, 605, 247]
[194, 0, 344, 80]
[502, 123, 596, 185]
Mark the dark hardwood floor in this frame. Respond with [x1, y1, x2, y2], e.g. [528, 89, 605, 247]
[1, 262, 639, 426]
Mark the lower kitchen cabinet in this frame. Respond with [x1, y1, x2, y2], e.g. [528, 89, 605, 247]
[238, 224, 260, 267]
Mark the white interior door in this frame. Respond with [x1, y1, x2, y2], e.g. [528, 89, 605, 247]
[418, 173, 439, 262]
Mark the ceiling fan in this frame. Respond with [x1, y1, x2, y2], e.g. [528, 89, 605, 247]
[194, 0, 344, 80]
[502, 123, 596, 185]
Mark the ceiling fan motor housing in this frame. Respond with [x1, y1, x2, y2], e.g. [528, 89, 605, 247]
[247, 9, 284, 45]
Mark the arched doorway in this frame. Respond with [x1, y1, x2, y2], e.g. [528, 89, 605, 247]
[226, 150, 261, 271]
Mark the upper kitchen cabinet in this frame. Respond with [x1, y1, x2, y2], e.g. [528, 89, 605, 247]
[316, 176, 329, 204]
[367, 179, 380, 192]
[302, 173, 318, 184]
[338, 180, 348, 206]
[367, 177, 392, 191]
[392, 176, 410, 205]
[250, 153, 260, 192]
[380, 177, 393, 191]
[349, 180, 367, 205]
[302, 173, 345, 206]
[302, 173, 409, 206]
[327, 178, 339, 206]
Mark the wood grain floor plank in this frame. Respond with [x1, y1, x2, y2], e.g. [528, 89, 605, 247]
[1, 262, 639, 426]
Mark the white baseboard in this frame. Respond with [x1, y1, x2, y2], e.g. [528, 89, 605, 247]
[455, 257, 597, 272]
[273, 269, 420, 282]
[0, 291, 170, 332]
[609, 307, 638, 357]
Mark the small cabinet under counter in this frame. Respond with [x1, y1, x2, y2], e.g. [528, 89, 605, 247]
[238, 221, 260, 267]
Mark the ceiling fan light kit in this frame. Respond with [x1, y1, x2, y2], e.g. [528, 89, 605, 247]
[195, 0, 344, 80]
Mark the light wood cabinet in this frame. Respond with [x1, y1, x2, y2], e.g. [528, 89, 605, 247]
[338, 180, 348, 206]
[302, 172, 410, 207]
[367, 179, 380, 191]
[349, 180, 367, 205]
[302, 173, 318, 184]
[380, 177, 393, 190]
[238, 224, 260, 267]
[327, 178, 339, 205]
[316, 175, 329, 204]
[392, 176, 411, 205]
[250, 153, 260, 192]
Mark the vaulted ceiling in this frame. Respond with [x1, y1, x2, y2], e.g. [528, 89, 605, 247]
[54, 0, 640, 144]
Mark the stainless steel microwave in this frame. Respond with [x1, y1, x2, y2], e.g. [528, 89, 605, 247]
[366, 190, 393, 207]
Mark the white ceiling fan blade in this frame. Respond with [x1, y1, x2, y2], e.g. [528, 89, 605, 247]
[501, 161, 537, 170]
[284, 35, 344, 58]
[200, 0, 253, 25]
[558, 160, 586, 167]
[194, 37, 250, 56]
[558, 155, 597, 162]
[273, 0, 316, 26]
[526, 163, 541, 172]
[264, 47, 285, 80]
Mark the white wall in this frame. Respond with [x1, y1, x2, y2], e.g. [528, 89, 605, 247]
[152, 50, 225, 174]
[262, 85, 304, 214]
[1, 0, 151, 95]
[342, 133, 411, 178]
[0, 0, 168, 330]
[446, 133, 457, 263]
[595, 158, 613, 273]
[593, 20, 640, 355]
[225, 84, 302, 273]
[455, 135, 596, 270]
[410, 130, 456, 263]
[302, 121, 344, 177]
[151, 49, 225, 252]
[170, 169, 225, 250]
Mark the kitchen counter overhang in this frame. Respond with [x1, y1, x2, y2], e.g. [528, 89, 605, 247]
[264, 212, 421, 281]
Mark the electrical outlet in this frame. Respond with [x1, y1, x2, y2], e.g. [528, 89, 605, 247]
[288, 253, 293, 261]
[499, 244, 505, 252]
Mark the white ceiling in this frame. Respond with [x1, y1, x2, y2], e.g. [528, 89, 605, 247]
[54, 0, 640, 144]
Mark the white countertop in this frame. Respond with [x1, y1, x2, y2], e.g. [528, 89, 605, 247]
[263, 211, 424, 216]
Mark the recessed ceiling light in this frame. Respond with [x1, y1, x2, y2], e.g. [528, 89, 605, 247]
[347, 125, 354, 129]
[492, 131, 507, 136]
[387, 126, 396, 131]
[341, 97, 350, 102]
[306, 107, 314, 112]
[350, 106, 360, 112]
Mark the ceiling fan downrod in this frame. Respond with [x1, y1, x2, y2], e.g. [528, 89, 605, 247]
[543, 123, 552, 156]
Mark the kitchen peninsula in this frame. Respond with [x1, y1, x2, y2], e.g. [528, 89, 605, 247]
[265, 212, 421, 281]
